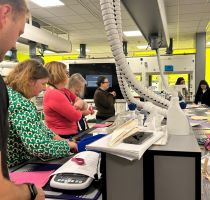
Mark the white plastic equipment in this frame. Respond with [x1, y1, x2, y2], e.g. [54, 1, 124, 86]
[50, 151, 100, 190]
[50, 172, 93, 190]
[100, 0, 190, 135]
[100, 0, 169, 117]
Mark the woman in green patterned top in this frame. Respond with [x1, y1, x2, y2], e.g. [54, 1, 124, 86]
[5, 59, 77, 168]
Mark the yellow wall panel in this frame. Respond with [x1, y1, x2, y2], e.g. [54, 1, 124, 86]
[206, 48, 210, 84]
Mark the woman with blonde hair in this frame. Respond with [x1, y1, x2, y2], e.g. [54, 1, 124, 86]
[43, 61, 86, 138]
[68, 73, 86, 98]
[6, 59, 77, 168]
[68, 73, 94, 131]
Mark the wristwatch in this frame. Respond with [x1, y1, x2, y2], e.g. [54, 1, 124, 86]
[26, 183, 38, 200]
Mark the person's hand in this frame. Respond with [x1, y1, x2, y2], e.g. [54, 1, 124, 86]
[82, 106, 95, 116]
[68, 141, 78, 153]
[35, 187, 45, 200]
[110, 91, 116, 97]
[74, 99, 84, 110]
[82, 109, 92, 116]
[53, 135, 65, 141]
[88, 105, 95, 114]
[90, 109, 95, 115]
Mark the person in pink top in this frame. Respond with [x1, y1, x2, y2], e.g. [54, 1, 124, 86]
[43, 61, 86, 138]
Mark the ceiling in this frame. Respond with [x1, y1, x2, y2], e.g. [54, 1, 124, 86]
[17, 0, 210, 56]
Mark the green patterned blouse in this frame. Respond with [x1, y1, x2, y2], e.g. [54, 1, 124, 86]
[7, 87, 71, 168]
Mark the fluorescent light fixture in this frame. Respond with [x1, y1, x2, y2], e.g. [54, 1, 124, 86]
[44, 50, 55, 54]
[207, 42, 210, 45]
[137, 45, 148, 49]
[76, 49, 90, 52]
[30, 0, 64, 7]
[123, 31, 142, 37]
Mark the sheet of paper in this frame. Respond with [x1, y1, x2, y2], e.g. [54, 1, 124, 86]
[10, 170, 54, 188]
[189, 119, 206, 127]
[52, 151, 100, 178]
[186, 104, 200, 109]
[191, 116, 208, 120]
[87, 131, 164, 161]
[201, 122, 210, 129]
[90, 127, 109, 134]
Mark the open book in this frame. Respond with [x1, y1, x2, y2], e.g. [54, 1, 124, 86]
[109, 119, 139, 146]
[87, 129, 164, 161]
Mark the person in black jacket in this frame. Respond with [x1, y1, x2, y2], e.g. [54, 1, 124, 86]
[0, 0, 44, 199]
[94, 76, 116, 123]
[194, 80, 210, 106]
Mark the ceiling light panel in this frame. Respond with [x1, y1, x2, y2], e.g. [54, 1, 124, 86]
[123, 31, 142, 37]
[30, 0, 64, 7]
[137, 45, 148, 49]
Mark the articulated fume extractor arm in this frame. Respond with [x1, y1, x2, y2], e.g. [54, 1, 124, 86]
[100, 0, 169, 117]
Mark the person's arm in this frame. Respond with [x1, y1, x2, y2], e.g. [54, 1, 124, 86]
[194, 91, 199, 104]
[203, 89, 210, 106]
[0, 155, 44, 200]
[94, 90, 114, 109]
[9, 103, 74, 160]
[48, 90, 82, 122]
[81, 109, 92, 116]
[74, 97, 88, 111]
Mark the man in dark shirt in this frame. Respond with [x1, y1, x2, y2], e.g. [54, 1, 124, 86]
[0, 0, 44, 199]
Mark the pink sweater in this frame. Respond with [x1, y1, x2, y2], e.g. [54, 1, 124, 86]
[43, 88, 82, 135]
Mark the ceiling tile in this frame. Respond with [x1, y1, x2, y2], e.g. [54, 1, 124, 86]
[28, 1, 40, 9]
[42, 17, 68, 26]
[25, 0, 210, 55]
[62, 0, 80, 5]
[62, 15, 86, 24]
[31, 8, 56, 18]
[73, 23, 95, 30]
[70, 4, 92, 15]
[80, 15, 102, 23]
[46, 7, 77, 17]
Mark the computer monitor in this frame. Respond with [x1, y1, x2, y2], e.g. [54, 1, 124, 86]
[86, 75, 112, 87]
[69, 63, 123, 99]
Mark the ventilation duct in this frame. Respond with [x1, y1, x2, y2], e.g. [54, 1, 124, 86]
[4, 48, 18, 62]
[0, 61, 16, 76]
[79, 44, 86, 58]
[18, 23, 72, 53]
[29, 41, 45, 64]
[121, 0, 169, 48]
[123, 41, 128, 56]
[166, 38, 173, 55]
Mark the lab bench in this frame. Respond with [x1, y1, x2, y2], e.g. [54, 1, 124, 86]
[102, 134, 201, 200]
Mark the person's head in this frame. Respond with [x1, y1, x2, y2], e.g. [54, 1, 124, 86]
[175, 77, 185, 85]
[6, 59, 49, 98]
[68, 73, 86, 97]
[45, 61, 68, 87]
[0, 0, 29, 61]
[96, 75, 110, 90]
[198, 80, 209, 91]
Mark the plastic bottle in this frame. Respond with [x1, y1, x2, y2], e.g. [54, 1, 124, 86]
[167, 96, 190, 135]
